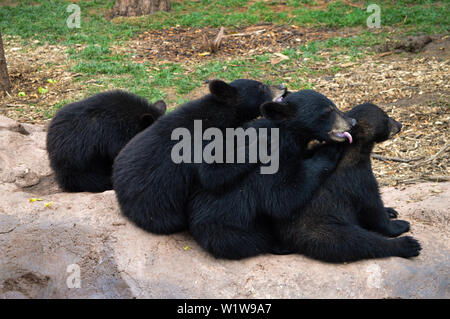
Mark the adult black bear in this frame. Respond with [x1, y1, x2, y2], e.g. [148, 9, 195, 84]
[113, 79, 287, 235]
[47, 90, 166, 193]
[187, 90, 356, 259]
[275, 103, 421, 263]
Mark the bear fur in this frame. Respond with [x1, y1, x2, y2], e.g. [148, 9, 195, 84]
[112, 79, 287, 234]
[187, 90, 355, 259]
[275, 103, 422, 263]
[46, 90, 166, 192]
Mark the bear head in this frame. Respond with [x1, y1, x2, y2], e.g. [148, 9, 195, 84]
[346, 103, 402, 144]
[208, 79, 287, 121]
[139, 99, 167, 130]
[260, 89, 356, 143]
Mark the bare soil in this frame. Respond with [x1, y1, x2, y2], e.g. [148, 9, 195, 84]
[122, 24, 361, 62]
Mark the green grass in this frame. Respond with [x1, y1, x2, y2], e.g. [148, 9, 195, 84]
[42, 99, 70, 119]
[69, 44, 144, 76]
[68, 57, 271, 106]
[1, 1, 447, 45]
[130, 0, 449, 33]
[0, 0, 138, 46]
[290, 1, 449, 32]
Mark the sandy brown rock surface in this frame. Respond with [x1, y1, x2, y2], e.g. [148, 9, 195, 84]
[0, 116, 448, 298]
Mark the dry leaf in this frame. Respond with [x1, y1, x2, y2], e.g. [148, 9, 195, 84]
[270, 52, 290, 65]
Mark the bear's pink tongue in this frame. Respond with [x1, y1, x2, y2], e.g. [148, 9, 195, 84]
[343, 132, 353, 144]
[275, 96, 283, 102]
[335, 132, 353, 144]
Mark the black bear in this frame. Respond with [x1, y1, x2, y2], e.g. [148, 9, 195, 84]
[187, 90, 356, 259]
[113, 79, 287, 235]
[275, 103, 421, 263]
[47, 90, 166, 193]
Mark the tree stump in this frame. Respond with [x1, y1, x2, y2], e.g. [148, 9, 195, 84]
[0, 29, 11, 94]
[112, 0, 171, 17]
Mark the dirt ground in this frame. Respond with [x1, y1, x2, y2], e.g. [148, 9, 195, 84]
[124, 24, 361, 62]
[0, 28, 448, 187]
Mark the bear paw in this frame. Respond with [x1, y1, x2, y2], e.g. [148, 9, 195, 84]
[385, 207, 398, 219]
[396, 236, 422, 258]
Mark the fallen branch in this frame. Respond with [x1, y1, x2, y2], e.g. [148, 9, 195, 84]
[410, 143, 450, 168]
[391, 175, 450, 185]
[371, 154, 424, 163]
[422, 175, 450, 182]
[271, 64, 295, 74]
[225, 29, 266, 37]
[378, 51, 393, 57]
[6, 103, 30, 108]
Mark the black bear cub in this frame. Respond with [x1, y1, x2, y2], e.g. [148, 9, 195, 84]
[275, 103, 422, 263]
[187, 90, 356, 260]
[47, 90, 166, 193]
[113, 79, 287, 235]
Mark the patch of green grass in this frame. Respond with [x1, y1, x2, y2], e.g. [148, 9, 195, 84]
[215, 0, 252, 8]
[290, 1, 449, 33]
[287, 0, 317, 5]
[74, 72, 167, 105]
[69, 45, 112, 60]
[108, 74, 167, 102]
[0, 0, 138, 45]
[277, 31, 384, 70]
[1, 0, 447, 46]
[71, 60, 146, 75]
[141, 0, 449, 33]
[324, 31, 387, 59]
[70, 54, 282, 107]
[195, 59, 265, 82]
[43, 99, 71, 119]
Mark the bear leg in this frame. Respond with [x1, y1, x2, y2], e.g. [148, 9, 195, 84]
[288, 222, 421, 263]
[189, 222, 274, 260]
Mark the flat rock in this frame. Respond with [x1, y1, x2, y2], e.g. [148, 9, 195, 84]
[0, 118, 448, 298]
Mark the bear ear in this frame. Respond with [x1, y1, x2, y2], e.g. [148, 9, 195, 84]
[153, 100, 167, 113]
[139, 113, 156, 129]
[261, 102, 296, 122]
[209, 80, 238, 104]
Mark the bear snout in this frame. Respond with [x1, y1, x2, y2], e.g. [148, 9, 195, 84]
[389, 118, 402, 137]
[333, 113, 354, 133]
[269, 84, 288, 102]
